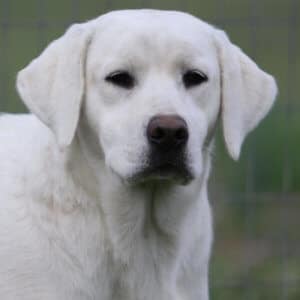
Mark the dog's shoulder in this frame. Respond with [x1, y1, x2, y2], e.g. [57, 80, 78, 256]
[0, 114, 57, 199]
[0, 113, 52, 151]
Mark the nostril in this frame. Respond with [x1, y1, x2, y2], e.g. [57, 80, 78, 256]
[150, 126, 165, 143]
[175, 127, 188, 143]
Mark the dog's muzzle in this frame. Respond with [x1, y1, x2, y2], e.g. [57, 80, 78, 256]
[132, 114, 194, 184]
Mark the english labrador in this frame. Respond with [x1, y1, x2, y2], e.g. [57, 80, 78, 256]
[0, 10, 277, 300]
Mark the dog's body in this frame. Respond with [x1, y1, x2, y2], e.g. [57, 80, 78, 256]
[0, 10, 276, 300]
[0, 113, 212, 300]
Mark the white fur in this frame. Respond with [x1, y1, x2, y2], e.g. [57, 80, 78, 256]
[0, 10, 277, 300]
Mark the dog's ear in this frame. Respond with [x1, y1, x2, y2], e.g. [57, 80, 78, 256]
[17, 23, 93, 148]
[214, 30, 277, 160]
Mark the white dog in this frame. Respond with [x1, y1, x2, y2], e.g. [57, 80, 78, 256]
[0, 10, 276, 300]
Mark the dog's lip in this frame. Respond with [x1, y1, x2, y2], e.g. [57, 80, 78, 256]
[129, 162, 194, 185]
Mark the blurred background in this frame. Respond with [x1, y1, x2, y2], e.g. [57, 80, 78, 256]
[0, 0, 299, 299]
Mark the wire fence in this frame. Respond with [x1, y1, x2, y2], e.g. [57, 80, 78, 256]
[0, 0, 299, 299]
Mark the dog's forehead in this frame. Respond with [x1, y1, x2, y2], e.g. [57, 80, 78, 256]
[90, 10, 216, 58]
[95, 9, 213, 31]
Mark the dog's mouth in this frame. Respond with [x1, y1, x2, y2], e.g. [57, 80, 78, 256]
[129, 153, 194, 185]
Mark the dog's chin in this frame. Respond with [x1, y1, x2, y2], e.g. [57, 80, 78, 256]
[127, 163, 195, 186]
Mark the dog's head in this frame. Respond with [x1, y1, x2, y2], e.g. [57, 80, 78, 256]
[16, 10, 277, 184]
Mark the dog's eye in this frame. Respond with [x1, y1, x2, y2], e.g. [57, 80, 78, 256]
[183, 70, 208, 88]
[105, 71, 135, 89]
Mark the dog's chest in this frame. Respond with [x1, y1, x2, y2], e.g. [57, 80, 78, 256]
[99, 232, 180, 299]
[110, 236, 180, 300]
[42, 206, 181, 300]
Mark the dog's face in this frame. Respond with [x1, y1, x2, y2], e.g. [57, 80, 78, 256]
[84, 12, 220, 183]
[16, 10, 277, 185]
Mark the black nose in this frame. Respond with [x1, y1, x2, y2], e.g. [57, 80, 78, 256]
[147, 115, 188, 149]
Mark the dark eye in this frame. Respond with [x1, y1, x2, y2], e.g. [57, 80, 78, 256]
[105, 71, 135, 89]
[183, 70, 208, 88]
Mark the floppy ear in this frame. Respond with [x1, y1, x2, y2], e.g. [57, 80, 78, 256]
[17, 23, 93, 148]
[214, 30, 277, 160]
